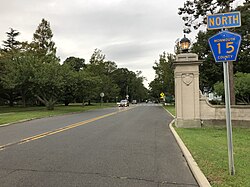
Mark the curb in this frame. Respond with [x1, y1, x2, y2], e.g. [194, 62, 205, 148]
[169, 119, 211, 187]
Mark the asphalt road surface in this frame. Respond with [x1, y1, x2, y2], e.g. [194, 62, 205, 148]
[0, 105, 198, 187]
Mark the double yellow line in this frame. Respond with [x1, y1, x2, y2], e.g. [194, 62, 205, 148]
[0, 107, 133, 151]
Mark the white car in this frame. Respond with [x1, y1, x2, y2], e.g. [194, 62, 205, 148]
[118, 100, 129, 107]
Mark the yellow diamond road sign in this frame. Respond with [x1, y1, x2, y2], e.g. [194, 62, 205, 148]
[160, 92, 165, 98]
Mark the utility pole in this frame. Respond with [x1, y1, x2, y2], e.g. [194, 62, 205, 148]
[225, 2, 236, 105]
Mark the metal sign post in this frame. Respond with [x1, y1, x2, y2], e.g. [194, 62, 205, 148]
[100, 92, 104, 106]
[207, 11, 242, 176]
[223, 61, 235, 175]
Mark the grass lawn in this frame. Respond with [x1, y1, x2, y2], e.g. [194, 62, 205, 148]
[163, 105, 175, 116]
[175, 127, 250, 186]
[164, 106, 250, 186]
[0, 103, 117, 126]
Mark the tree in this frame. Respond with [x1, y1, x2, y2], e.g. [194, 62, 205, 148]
[179, 0, 249, 104]
[149, 52, 175, 101]
[60, 63, 78, 106]
[29, 19, 63, 109]
[76, 70, 101, 105]
[0, 28, 21, 106]
[235, 2, 250, 73]
[190, 1, 250, 87]
[63, 57, 85, 72]
[32, 62, 64, 110]
[149, 79, 163, 101]
[89, 48, 105, 65]
[87, 49, 120, 103]
[191, 30, 224, 90]
[214, 72, 250, 104]
[2, 28, 21, 51]
[32, 18, 59, 63]
[178, 0, 238, 33]
[1, 49, 39, 107]
[234, 72, 250, 104]
[112, 68, 147, 102]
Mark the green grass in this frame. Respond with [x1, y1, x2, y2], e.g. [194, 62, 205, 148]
[0, 103, 117, 126]
[163, 105, 176, 116]
[163, 106, 250, 186]
[175, 127, 250, 187]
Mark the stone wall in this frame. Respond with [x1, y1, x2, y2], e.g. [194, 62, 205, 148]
[200, 94, 250, 127]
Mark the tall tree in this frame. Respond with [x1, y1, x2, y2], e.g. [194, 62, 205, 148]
[89, 48, 105, 65]
[61, 57, 86, 106]
[2, 28, 21, 51]
[235, 1, 250, 73]
[0, 28, 21, 106]
[30, 19, 62, 109]
[32, 18, 59, 63]
[87, 49, 120, 103]
[150, 52, 175, 100]
[60, 64, 78, 106]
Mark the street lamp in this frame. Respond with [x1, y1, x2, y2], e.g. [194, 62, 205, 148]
[180, 35, 191, 53]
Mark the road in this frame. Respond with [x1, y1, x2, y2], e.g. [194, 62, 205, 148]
[0, 104, 198, 187]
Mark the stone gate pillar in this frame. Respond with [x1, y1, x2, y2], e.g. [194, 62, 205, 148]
[174, 53, 203, 128]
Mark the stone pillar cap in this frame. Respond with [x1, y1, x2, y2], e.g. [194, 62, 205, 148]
[176, 53, 198, 61]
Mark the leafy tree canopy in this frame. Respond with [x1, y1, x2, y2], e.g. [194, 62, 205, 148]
[2, 28, 21, 51]
[32, 18, 59, 63]
[63, 56, 86, 72]
[149, 52, 175, 100]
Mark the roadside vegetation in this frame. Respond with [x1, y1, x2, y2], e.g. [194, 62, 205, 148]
[0, 103, 116, 126]
[0, 19, 148, 111]
[163, 105, 175, 116]
[164, 107, 250, 186]
[176, 127, 250, 187]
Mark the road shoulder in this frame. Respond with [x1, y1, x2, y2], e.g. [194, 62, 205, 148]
[169, 119, 211, 187]
[163, 107, 211, 187]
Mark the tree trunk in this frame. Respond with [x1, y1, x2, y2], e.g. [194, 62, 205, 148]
[35, 95, 56, 110]
[228, 62, 236, 105]
[46, 103, 54, 110]
[46, 99, 55, 110]
[21, 91, 26, 107]
[9, 93, 14, 107]
[225, 3, 236, 105]
[64, 100, 69, 106]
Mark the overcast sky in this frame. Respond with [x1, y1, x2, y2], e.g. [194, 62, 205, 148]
[1, 0, 242, 87]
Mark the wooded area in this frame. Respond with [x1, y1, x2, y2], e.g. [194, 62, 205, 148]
[0, 19, 148, 110]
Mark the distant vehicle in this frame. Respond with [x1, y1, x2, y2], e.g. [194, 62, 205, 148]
[118, 100, 129, 107]
[132, 100, 137, 104]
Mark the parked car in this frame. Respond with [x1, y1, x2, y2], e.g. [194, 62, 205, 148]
[118, 100, 129, 107]
[132, 100, 137, 104]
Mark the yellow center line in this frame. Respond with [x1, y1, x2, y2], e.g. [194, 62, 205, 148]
[0, 107, 134, 151]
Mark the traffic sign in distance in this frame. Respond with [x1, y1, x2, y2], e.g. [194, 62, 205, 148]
[160, 92, 165, 98]
[208, 31, 241, 62]
[207, 11, 241, 30]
